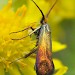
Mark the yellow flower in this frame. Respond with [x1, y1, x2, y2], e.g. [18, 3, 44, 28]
[0, 0, 68, 75]
[53, 59, 68, 75]
[52, 41, 67, 52]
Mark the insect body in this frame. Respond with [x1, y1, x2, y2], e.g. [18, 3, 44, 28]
[36, 24, 54, 75]
[10, 0, 57, 75]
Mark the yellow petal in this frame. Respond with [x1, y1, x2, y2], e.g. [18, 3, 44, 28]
[54, 66, 68, 75]
[53, 59, 63, 70]
[0, 63, 5, 75]
[52, 41, 67, 52]
[15, 5, 27, 18]
[3, 0, 12, 11]
[8, 65, 21, 75]
[53, 59, 68, 75]
[7, 50, 11, 57]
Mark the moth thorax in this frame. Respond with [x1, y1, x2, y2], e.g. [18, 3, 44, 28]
[40, 17, 48, 24]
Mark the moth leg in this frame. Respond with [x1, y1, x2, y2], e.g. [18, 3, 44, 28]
[9, 22, 37, 34]
[24, 47, 37, 58]
[9, 26, 32, 34]
[10, 47, 37, 64]
[11, 26, 41, 40]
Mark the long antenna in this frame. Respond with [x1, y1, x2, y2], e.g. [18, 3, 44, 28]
[31, 0, 45, 20]
[46, 0, 57, 18]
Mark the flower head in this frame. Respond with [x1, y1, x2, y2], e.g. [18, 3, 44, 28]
[0, 0, 68, 75]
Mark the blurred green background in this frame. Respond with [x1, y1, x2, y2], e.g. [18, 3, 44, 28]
[0, 0, 75, 75]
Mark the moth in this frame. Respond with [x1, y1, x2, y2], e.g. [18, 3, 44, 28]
[10, 0, 57, 75]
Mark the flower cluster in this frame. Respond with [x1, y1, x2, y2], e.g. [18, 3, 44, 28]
[0, 0, 68, 75]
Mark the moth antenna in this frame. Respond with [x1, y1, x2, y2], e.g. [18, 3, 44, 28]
[46, 0, 57, 18]
[31, 0, 45, 20]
